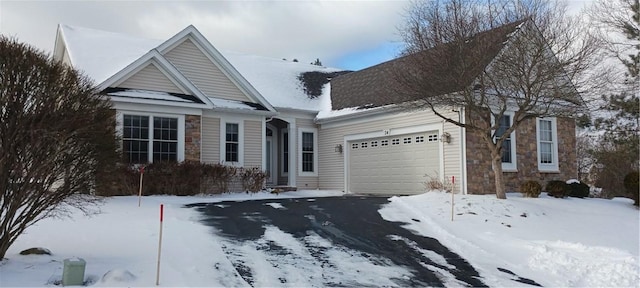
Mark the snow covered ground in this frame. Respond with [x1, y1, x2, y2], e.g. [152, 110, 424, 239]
[0, 190, 638, 287]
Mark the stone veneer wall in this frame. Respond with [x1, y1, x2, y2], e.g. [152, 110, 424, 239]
[185, 115, 201, 161]
[465, 116, 577, 194]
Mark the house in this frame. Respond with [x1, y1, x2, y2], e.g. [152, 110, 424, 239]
[52, 21, 577, 196]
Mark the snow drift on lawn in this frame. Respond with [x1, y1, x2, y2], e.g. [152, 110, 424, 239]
[379, 192, 640, 287]
[0, 190, 637, 287]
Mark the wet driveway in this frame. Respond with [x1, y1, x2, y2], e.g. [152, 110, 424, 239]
[187, 196, 487, 287]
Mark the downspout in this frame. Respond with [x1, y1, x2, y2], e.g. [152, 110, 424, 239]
[442, 120, 446, 184]
[459, 107, 468, 195]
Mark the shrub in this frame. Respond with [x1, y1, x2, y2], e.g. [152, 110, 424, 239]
[202, 164, 237, 193]
[141, 161, 202, 196]
[623, 171, 639, 206]
[105, 161, 242, 196]
[240, 167, 268, 193]
[520, 180, 542, 198]
[423, 173, 453, 192]
[568, 181, 590, 198]
[545, 180, 570, 198]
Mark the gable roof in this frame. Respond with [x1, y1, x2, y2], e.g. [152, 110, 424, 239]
[54, 24, 344, 113]
[330, 20, 527, 110]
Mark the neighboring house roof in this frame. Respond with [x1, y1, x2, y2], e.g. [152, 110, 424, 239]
[329, 20, 527, 111]
[54, 24, 344, 113]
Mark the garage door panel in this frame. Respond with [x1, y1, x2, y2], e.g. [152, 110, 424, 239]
[348, 131, 440, 195]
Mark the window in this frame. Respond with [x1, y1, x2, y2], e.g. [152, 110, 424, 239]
[225, 123, 239, 162]
[371, 141, 378, 147]
[537, 118, 558, 171]
[361, 142, 368, 148]
[415, 136, 425, 143]
[302, 132, 314, 172]
[403, 137, 412, 144]
[352, 143, 359, 149]
[381, 140, 389, 146]
[428, 134, 439, 142]
[494, 113, 517, 171]
[299, 128, 318, 176]
[123, 115, 149, 163]
[122, 114, 181, 164]
[392, 138, 400, 145]
[282, 132, 288, 174]
[153, 117, 178, 162]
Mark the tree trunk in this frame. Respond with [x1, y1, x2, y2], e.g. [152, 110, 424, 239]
[0, 234, 12, 260]
[491, 150, 507, 199]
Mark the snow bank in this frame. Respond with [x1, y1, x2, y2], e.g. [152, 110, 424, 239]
[379, 192, 640, 287]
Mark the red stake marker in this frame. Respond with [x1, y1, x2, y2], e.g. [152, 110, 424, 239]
[156, 204, 164, 286]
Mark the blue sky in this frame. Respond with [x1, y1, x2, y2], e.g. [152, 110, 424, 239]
[333, 41, 405, 70]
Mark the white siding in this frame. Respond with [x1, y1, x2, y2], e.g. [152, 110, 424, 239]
[119, 63, 184, 94]
[244, 120, 263, 168]
[318, 109, 462, 194]
[164, 39, 252, 102]
[201, 116, 220, 163]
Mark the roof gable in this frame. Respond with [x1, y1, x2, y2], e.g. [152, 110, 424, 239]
[156, 25, 276, 113]
[100, 49, 213, 109]
[118, 62, 186, 94]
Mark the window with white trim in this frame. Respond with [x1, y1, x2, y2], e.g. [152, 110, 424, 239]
[299, 128, 318, 176]
[361, 142, 368, 148]
[225, 123, 239, 162]
[392, 138, 400, 145]
[381, 140, 389, 146]
[403, 137, 412, 144]
[352, 143, 359, 149]
[428, 134, 439, 142]
[494, 113, 517, 171]
[537, 118, 559, 171]
[282, 131, 289, 174]
[371, 141, 378, 147]
[123, 114, 179, 164]
[415, 136, 425, 143]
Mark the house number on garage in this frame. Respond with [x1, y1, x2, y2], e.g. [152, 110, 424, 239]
[383, 129, 390, 135]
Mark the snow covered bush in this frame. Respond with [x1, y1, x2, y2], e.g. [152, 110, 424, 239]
[520, 180, 542, 198]
[567, 181, 590, 198]
[545, 180, 570, 198]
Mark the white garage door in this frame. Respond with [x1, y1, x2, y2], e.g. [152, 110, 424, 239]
[348, 132, 441, 195]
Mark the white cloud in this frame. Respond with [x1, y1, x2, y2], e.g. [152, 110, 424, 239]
[0, 0, 408, 69]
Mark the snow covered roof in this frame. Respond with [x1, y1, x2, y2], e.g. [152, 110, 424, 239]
[56, 24, 162, 85]
[56, 24, 346, 113]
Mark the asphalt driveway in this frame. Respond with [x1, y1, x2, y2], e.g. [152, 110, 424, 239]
[187, 196, 487, 287]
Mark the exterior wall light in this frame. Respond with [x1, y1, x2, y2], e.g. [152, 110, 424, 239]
[334, 144, 343, 153]
[441, 132, 452, 144]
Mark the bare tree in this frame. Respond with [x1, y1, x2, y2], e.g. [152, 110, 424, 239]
[394, 0, 605, 199]
[585, 0, 639, 200]
[0, 36, 119, 259]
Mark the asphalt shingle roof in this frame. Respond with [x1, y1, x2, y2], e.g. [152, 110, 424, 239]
[330, 20, 527, 110]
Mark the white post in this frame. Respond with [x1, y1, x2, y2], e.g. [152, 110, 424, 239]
[156, 204, 164, 286]
[138, 166, 144, 207]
